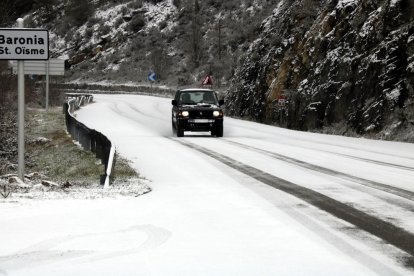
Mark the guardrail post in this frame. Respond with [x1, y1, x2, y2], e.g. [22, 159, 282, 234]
[90, 130, 97, 153]
[80, 127, 91, 151]
[95, 135, 104, 162]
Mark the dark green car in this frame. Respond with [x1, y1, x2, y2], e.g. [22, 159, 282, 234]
[172, 89, 224, 137]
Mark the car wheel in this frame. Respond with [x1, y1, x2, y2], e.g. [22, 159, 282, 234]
[215, 125, 223, 137]
[172, 120, 176, 134]
[177, 126, 184, 137]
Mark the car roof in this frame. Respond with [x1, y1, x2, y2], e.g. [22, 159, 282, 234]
[179, 88, 214, 92]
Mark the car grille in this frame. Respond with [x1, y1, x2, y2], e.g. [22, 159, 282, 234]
[188, 110, 214, 119]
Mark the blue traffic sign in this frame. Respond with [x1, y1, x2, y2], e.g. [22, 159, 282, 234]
[148, 72, 156, 82]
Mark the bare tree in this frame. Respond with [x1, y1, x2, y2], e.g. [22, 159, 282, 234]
[146, 28, 170, 80]
[65, 0, 93, 27]
[191, 0, 202, 68]
[0, 0, 15, 107]
[150, 48, 168, 80]
[34, 0, 57, 23]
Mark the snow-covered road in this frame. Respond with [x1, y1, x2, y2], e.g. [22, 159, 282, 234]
[1, 94, 414, 275]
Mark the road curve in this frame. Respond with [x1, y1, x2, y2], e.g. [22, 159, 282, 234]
[71, 94, 414, 275]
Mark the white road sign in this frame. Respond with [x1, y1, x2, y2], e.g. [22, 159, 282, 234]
[10, 59, 65, 75]
[0, 29, 49, 60]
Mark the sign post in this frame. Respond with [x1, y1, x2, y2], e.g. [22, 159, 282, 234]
[46, 60, 49, 111]
[17, 19, 25, 181]
[1, 19, 49, 181]
[277, 95, 287, 126]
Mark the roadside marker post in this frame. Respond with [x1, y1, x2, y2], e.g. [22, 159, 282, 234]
[148, 72, 156, 82]
[148, 71, 156, 88]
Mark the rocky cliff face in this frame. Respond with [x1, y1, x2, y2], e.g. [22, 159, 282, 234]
[226, 0, 414, 141]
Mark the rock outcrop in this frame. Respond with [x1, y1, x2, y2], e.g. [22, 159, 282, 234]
[226, 0, 414, 141]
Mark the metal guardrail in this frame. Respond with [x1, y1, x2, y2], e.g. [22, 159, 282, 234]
[54, 83, 175, 98]
[55, 83, 227, 107]
[64, 93, 116, 187]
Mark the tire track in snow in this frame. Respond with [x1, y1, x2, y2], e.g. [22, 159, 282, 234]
[223, 139, 414, 202]
[173, 138, 414, 261]
[329, 152, 414, 172]
[226, 121, 414, 161]
[0, 225, 171, 270]
[109, 98, 166, 124]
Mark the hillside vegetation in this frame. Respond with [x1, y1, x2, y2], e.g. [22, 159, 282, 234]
[227, 0, 414, 140]
[11, 0, 278, 88]
[1, 0, 413, 142]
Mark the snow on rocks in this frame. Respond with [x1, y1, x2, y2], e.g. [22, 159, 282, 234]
[390, 0, 401, 8]
[143, 0, 177, 32]
[0, 173, 151, 201]
[6, 176, 31, 188]
[41, 180, 60, 188]
[28, 137, 51, 145]
[227, 0, 414, 140]
[336, 0, 358, 9]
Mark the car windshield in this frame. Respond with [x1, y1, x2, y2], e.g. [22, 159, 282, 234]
[179, 91, 218, 105]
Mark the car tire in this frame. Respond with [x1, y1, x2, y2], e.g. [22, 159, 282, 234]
[215, 125, 223, 137]
[172, 120, 176, 134]
[177, 126, 184, 137]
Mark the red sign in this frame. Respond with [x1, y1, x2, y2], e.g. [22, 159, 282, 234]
[277, 95, 287, 107]
[202, 75, 213, 86]
[278, 99, 286, 107]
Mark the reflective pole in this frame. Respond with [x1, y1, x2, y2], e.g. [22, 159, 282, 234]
[17, 18, 25, 181]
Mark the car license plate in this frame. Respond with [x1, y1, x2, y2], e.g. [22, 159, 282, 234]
[189, 119, 214, 123]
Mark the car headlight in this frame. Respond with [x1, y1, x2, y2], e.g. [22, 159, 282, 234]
[181, 111, 189, 117]
[213, 111, 221, 117]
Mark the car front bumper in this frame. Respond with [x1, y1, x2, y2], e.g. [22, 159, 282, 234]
[177, 118, 223, 132]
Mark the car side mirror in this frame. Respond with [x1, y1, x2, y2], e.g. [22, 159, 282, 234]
[172, 100, 177, 106]
[219, 99, 224, 106]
